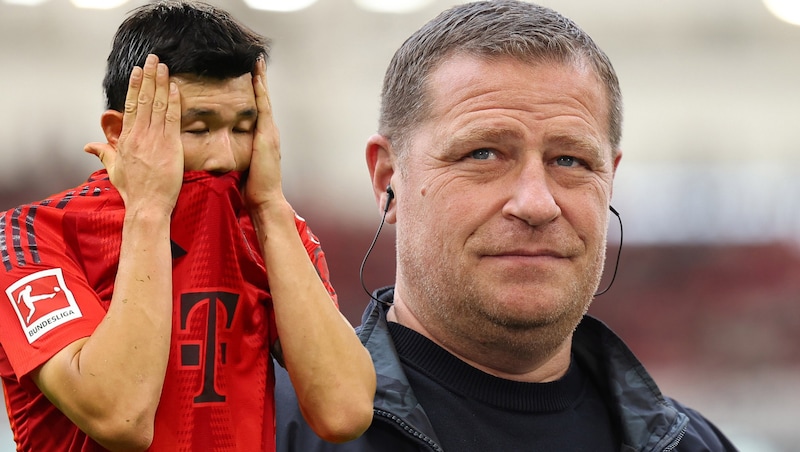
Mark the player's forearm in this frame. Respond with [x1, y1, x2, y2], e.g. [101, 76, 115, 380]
[250, 202, 376, 442]
[42, 208, 173, 449]
[100, 208, 173, 398]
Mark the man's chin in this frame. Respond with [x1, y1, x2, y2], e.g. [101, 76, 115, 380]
[477, 287, 591, 330]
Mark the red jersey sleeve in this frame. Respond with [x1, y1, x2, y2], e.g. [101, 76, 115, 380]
[294, 213, 338, 307]
[0, 206, 108, 380]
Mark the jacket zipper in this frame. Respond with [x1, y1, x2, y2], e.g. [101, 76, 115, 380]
[374, 409, 444, 452]
[661, 424, 688, 452]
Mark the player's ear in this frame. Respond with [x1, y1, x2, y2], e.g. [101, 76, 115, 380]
[99, 110, 124, 147]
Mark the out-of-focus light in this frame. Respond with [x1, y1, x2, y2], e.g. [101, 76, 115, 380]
[71, 0, 129, 9]
[3, 0, 49, 5]
[763, 0, 800, 26]
[243, 0, 318, 12]
[354, 0, 436, 14]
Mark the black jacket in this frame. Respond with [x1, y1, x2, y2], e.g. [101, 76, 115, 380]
[275, 287, 737, 451]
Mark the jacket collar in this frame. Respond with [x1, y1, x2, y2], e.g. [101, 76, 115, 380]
[358, 286, 688, 452]
[573, 316, 689, 451]
[357, 287, 441, 445]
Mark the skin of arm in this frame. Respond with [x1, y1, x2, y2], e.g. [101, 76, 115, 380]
[32, 55, 183, 452]
[244, 57, 376, 443]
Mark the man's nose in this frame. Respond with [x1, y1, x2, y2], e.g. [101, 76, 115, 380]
[204, 132, 238, 172]
[501, 160, 561, 226]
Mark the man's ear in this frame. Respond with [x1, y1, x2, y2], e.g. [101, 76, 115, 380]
[608, 148, 623, 200]
[84, 110, 123, 163]
[100, 110, 124, 147]
[365, 134, 397, 223]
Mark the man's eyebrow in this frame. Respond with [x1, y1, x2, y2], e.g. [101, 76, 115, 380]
[448, 128, 525, 147]
[547, 134, 605, 161]
[237, 108, 258, 119]
[182, 108, 258, 120]
[549, 134, 598, 148]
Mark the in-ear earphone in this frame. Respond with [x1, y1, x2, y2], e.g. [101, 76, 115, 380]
[361, 184, 395, 305]
[384, 185, 394, 212]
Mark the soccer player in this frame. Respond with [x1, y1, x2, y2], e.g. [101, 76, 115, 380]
[0, 2, 375, 451]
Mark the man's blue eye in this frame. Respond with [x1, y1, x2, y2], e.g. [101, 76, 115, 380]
[470, 149, 494, 160]
[556, 156, 577, 167]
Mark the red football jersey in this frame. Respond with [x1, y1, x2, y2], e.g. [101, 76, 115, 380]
[0, 170, 337, 451]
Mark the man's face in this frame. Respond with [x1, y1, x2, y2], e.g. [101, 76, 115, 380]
[393, 54, 620, 357]
[173, 73, 257, 172]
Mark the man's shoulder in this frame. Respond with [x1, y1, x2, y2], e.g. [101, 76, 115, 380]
[0, 172, 123, 277]
[37, 172, 119, 212]
[573, 317, 738, 451]
[2, 172, 119, 217]
[666, 397, 739, 451]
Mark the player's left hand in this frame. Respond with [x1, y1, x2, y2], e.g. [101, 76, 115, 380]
[243, 55, 286, 213]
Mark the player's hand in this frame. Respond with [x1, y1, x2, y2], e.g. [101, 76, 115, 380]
[86, 54, 184, 214]
[243, 56, 287, 213]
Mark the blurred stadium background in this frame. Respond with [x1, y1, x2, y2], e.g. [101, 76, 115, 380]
[1, 0, 799, 450]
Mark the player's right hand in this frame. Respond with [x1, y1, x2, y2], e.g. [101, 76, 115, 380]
[86, 54, 184, 215]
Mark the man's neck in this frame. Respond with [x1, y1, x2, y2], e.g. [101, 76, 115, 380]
[386, 299, 573, 383]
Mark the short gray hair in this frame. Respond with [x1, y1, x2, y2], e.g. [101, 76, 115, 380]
[379, 0, 622, 153]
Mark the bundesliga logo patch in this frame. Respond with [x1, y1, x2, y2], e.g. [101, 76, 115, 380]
[5, 268, 83, 343]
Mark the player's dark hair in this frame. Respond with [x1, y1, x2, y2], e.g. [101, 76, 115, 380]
[103, 0, 270, 112]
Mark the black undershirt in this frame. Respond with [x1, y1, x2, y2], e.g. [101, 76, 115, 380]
[388, 322, 619, 452]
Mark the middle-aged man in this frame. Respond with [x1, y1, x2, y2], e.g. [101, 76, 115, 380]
[276, 0, 738, 451]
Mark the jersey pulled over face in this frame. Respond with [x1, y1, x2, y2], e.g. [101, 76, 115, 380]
[0, 171, 336, 451]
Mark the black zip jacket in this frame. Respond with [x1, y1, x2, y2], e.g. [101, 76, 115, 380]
[275, 287, 738, 452]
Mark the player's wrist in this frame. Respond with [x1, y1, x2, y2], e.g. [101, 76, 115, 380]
[122, 203, 174, 228]
[248, 199, 296, 239]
